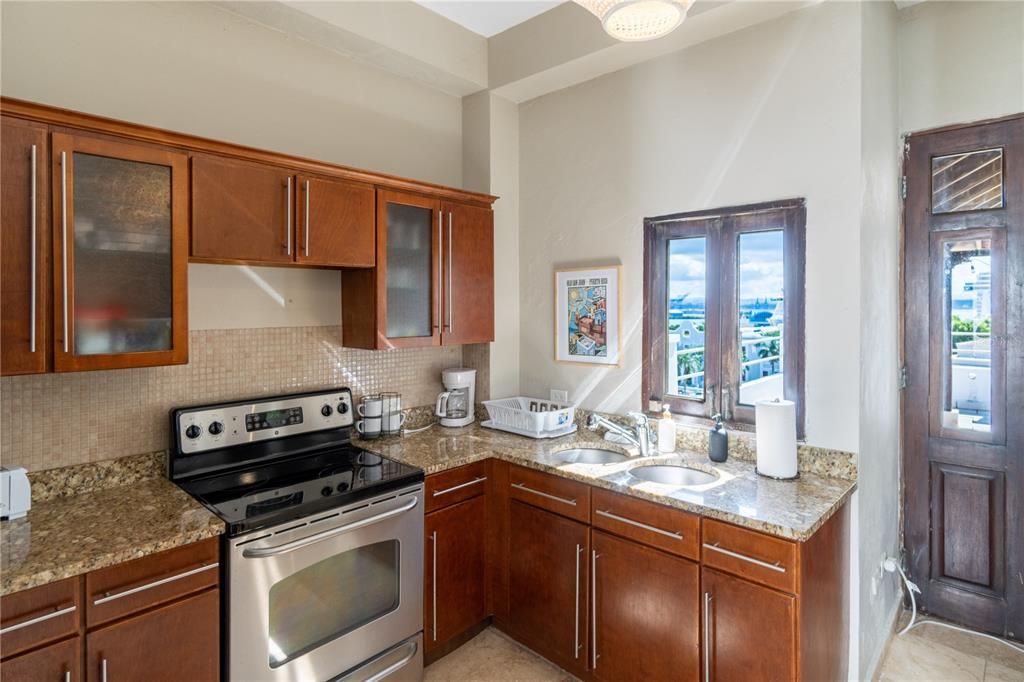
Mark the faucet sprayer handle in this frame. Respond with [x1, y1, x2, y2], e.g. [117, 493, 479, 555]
[627, 411, 650, 426]
[585, 414, 600, 430]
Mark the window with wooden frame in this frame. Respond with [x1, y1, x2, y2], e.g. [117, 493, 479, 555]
[642, 199, 806, 435]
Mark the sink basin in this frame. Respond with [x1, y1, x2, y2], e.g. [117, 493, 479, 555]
[556, 448, 630, 464]
[630, 465, 719, 486]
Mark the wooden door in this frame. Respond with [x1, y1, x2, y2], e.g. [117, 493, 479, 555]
[51, 133, 188, 371]
[85, 589, 218, 682]
[702, 567, 795, 682]
[440, 201, 494, 345]
[295, 175, 375, 267]
[191, 154, 295, 264]
[507, 500, 588, 677]
[1, 117, 50, 375]
[1, 636, 80, 682]
[591, 530, 700, 681]
[424, 496, 487, 653]
[903, 115, 1023, 639]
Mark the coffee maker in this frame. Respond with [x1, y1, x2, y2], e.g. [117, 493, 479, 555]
[436, 368, 476, 428]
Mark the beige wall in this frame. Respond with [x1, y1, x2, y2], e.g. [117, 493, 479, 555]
[517, 2, 863, 452]
[898, 1, 1024, 133]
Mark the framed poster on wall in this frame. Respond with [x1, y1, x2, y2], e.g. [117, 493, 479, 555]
[555, 265, 622, 366]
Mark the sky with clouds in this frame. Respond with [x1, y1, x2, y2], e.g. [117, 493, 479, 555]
[669, 230, 784, 303]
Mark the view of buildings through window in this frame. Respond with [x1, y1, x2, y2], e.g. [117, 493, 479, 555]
[944, 238, 992, 432]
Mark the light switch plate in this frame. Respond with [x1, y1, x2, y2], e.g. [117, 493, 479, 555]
[550, 389, 569, 403]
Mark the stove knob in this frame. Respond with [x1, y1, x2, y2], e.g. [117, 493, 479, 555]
[208, 421, 224, 436]
[337, 482, 349, 493]
[337, 402, 349, 415]
[321, 486, 333, 497]
[185, 424, 202, 439]
[321, 404, 333, 417]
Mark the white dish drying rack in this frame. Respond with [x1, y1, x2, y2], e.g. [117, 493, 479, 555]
[481, 397, 577, 439]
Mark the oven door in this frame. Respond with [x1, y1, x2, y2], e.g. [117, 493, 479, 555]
[229, 485, 424, 682]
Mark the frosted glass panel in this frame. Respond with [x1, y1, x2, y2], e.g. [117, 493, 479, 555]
[737, 230, 785, 405]
[386, 203, 433, 338]
[666, 237, 706, 400]
[72, 152, 172, 355]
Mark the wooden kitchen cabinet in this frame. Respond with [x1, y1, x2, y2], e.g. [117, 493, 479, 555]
[425, 495, 488, 656]
[295, 174, 375, 267]
[0, 636, 81, 682]
[507, 500, 589, 677]
[50, 132, 189, 371]
[440, 200, 494, 345]
[1, 116, 50, 376]
[591, 529, 700, 681]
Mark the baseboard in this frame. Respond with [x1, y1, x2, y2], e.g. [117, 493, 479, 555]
[863, 599, 904, 681]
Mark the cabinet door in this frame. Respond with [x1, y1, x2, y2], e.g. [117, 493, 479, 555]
[51, 133, 188, 372]
[424, 495, 487, 653]
[507, 500, 588, 677]
[592, 530, 700, 681]
[1, 117, 50, 375]
[295, 175, 375, 267]
[1, 636, 80, 682]
[191, 154, 295, 264]
[702, 567, 796, 682]
[86, 589, 218, 682]
[440, 201, 493, 345]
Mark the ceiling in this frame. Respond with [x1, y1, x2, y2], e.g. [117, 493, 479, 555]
[415, 0, 564, 37]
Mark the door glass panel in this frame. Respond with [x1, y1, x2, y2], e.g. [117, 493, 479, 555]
[737, 230, 785, 405]
[941, 237, 992, 434]
[72, 152, 172, 355]
[666, 237, 707, 399]
[267, 540, 399, 667]
[385, 203, 432, 338]
[932, 149, 1003, 213]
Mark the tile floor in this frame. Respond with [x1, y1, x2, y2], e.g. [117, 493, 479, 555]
[424, 616, 1024, 682]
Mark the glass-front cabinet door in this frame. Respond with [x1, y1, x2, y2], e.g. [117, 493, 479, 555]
[51, 133, 188, 371]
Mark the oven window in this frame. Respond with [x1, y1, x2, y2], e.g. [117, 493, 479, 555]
[267, 540, 400, 667]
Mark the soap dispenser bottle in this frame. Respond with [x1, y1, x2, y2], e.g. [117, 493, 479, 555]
[657, 404, 676, 453]
[709, 413, 728, 463]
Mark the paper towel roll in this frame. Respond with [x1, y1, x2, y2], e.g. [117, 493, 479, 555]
[755, 399, 798, 479]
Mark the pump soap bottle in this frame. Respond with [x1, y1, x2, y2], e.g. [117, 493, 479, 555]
[709, 414, 728, 463]
[657, 404, 676, 453]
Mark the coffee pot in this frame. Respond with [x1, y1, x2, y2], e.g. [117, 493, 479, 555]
[436, 368, 476, 428]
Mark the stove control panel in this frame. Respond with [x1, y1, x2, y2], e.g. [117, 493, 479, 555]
[175, 389, 355, 454]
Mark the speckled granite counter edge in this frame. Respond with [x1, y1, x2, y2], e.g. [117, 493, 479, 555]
[28, 451, 167, 501]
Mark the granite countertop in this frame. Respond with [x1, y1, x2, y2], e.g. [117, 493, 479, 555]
[359, 423, 856, 542]
[1, 478, 224, 596]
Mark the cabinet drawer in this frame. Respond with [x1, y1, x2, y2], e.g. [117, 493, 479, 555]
[508, 465, 589, 523]
[0, 635, 81, 682]
[86, 538, 219, 627]
[0, 577, 81, 659]
[701, 519, 797, 593]
[425, 461, 488, 514]
[591, 488, 700, 560]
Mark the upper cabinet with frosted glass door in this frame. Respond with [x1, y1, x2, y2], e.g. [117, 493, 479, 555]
[51, 133, 188, 371]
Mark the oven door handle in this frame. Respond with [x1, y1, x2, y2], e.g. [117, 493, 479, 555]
[242, 496, 419, 559]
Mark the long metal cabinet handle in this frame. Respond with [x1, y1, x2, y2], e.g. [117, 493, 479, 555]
[703, 592, 712, 682]
[430, 530, 437, 642]
[703, 542, 785, 573]
[595, 509, 684, 540]
[0, 604, 76, 635]
[591, 550, 599, 669]
[364, 639, 419, 682]
[101, 658, 108, 682]
[64, 671, 71, 682]
[60, 151, 69, 353]
[510, 482, 576, 507]
[29, 144, 37, 353]
[435, 210, 442, 331]
[243, 496, 419, 558]
[432, 477, 486, 497]
[447, 212, 454, 333]
[285, 177, 292, 256]
[304, 180, 310, 257]
[93, 563, 218, 605]
[573, 544, 582, 659]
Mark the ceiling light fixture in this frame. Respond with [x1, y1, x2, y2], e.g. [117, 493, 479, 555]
[574, 0, 695, 42]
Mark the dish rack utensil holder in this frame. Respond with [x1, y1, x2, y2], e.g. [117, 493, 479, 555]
[482, 397, 576, 435]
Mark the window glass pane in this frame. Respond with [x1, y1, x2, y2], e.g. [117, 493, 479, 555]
[667, 237, 706, 399]
[942, 238, 992, 434]
[386, 203, 432, 338]
[737, 230, 784, 405]
[267, 540, 399, 667]
[932, 148, 1003, 213]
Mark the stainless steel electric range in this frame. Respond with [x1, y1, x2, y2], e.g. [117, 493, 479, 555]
[168, 388, 425, 682]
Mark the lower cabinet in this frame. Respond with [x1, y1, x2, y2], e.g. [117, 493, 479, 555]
[591, 530, 700, 681]
[0, 636, 80, 682]
[425, 495, 488, 654]
[701, 567, 796, 682]
[507, 500, 589, 677]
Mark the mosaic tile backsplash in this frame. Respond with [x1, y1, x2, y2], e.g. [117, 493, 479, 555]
[1, 326, 462, 472]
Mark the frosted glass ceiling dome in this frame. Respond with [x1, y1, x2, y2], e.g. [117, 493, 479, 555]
[575, 0, 695, 42]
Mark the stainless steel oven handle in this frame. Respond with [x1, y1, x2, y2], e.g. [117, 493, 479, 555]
[364, 638, 419, 682]
[242, 496, 419, 558]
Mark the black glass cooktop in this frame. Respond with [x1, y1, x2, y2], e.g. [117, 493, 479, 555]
[179, 445, 423, 537]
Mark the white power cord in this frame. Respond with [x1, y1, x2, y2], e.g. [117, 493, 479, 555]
[882, 557, 1024, 655]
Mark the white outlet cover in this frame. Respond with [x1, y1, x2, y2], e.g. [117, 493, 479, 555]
[550, 389, 569, 403]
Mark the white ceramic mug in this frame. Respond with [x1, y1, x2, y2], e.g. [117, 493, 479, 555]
[383, 411, 406, 432]
[358, 398, 383, 418]
[356, 416, 382, 437]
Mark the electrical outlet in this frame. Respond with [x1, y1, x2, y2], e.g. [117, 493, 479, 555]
[871, 575, 879, 597]
[550, 389, 569, 403]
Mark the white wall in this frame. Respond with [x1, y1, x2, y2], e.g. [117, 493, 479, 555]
[898, 0, 1024, 134]
[517, 2, 862, 452]
[1, 0, 465, 330]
